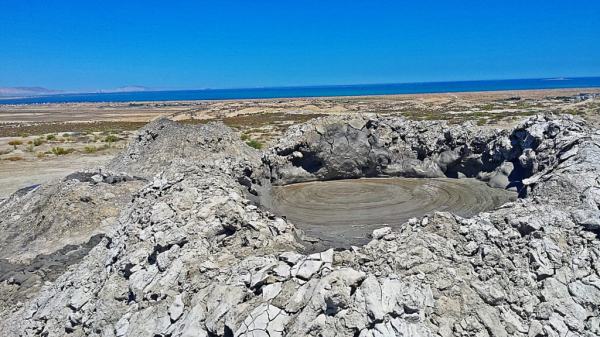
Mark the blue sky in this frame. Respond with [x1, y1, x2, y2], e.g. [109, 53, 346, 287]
[1, 0, 599, 91]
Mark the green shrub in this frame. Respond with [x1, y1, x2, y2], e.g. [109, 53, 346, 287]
[51, 147, 75, 155]
[33, 138, 45, 146]
[83, 144, 109, 153]
[246, 139, 263, 150]
[103, 135, 120, 143]
[46, 134, 56, 141]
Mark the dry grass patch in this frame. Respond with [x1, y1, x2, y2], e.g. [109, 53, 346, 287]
[0, 121, 146, 138]
[8, 140, 23, 149]
[51, 147, 76, 156]
[83, 145, 109, 153]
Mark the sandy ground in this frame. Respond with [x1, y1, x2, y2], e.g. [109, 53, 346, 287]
[0, 131, 131, 198]
[0, 154, 113, 199]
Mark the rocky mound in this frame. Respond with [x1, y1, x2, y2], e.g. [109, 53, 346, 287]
[262, 115, 590, 196]
[0, 171, 144, 311]
[107, 118, 261, 179]
[0, 115, 599, 337]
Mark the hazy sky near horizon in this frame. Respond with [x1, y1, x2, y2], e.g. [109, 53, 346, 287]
[1, 0, 599, 91]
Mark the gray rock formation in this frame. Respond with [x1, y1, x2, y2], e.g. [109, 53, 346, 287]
[1, 114, 599, 337]
[262, 114, 590, 197]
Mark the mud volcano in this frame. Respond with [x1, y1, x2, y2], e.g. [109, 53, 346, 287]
[3, 116, 600, 337]
[270, 177, 516, 247]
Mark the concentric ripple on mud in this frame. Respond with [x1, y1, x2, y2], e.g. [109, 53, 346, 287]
[270, 178, 517, 247]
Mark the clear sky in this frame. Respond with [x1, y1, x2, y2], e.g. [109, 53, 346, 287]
[1, 0, 599, 91]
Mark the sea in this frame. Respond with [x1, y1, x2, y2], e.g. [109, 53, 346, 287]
[2, 77, 600, 105]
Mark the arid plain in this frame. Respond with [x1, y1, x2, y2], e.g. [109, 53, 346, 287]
[1, 88, 599, 198]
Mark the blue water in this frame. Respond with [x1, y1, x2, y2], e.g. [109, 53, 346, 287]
[2, 77, 600, 105]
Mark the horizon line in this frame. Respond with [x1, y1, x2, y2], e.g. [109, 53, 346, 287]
[147, 75, 600, 93]
[3, 75, 600, 96]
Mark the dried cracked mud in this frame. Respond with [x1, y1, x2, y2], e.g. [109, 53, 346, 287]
[270, 178, 517, 247]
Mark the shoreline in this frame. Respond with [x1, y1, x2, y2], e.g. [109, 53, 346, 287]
[1, 83, 600, 105]
[0, 87, 600, 108]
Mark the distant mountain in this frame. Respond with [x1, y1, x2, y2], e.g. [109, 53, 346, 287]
[0, 86, 63, 97]
[0, 85, 155, 98]
[97, 85, 152, 93]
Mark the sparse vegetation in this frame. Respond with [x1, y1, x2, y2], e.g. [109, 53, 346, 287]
[33, 138, 45, 146]
[103, 135, 120, 143]
[4, 156, 24, 161]
[245, 139, 263, 150]
[84, 146, 98, 153]
[51, 147, 75, 155]
[83, 145, 108, 153]
[46, 134, 57, 141]
[8, 140, 23, 149]
[0, 121, 144, 138]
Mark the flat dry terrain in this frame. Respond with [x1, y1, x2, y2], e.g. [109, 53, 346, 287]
[0, 154, 115, 199]
[0, 88, 599, 198]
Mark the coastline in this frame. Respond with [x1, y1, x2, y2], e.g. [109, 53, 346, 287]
[0, 86, 599, 107]
[1, 76, 600, 104]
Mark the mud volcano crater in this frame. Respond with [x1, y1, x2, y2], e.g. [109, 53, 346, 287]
[269, 178, 516, 247]
[255, 116, 543, 248]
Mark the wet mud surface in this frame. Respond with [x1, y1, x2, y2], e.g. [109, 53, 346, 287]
[271, 178, 517, 247]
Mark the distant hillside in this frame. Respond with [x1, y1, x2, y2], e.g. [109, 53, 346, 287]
[0, 87, 62, 97]
[98, 85, 151, 93]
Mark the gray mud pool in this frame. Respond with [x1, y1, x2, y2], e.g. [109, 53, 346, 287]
[270, 177, 517, 247]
